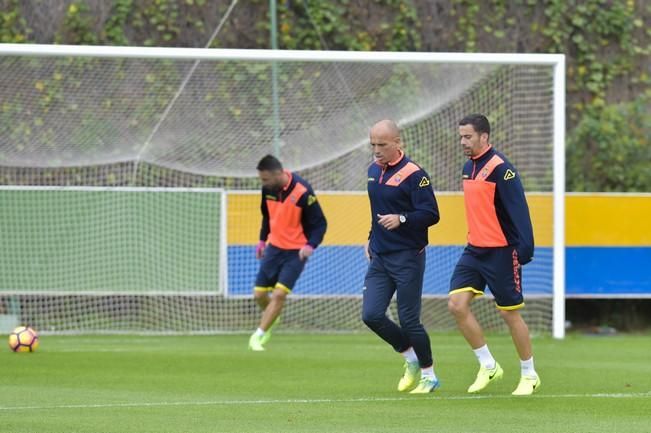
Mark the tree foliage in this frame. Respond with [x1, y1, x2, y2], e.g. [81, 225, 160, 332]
[567, 92, 651, 192]
[0, 0, 649, 191]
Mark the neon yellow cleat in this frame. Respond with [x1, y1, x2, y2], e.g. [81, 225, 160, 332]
[260, 316, 280, 346]
[409, 376, 440, 394]
[248, 333, 265, 351]
[397, 361, 420, 392]
[512, 375, 541, 396]
[467, 362, 503, 393]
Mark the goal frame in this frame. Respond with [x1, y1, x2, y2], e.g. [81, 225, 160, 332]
[0, 44, 565, 338]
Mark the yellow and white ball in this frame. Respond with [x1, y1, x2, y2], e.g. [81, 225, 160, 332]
[8, 326, 39, 352]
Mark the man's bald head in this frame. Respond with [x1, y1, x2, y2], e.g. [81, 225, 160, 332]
[369, 119, 402, 165]
[370, 119, 400, 140]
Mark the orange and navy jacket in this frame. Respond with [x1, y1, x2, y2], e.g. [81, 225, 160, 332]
[367, 152, 440, 254]
[462, 145, 534, 264]
[259, 171, 327, 250]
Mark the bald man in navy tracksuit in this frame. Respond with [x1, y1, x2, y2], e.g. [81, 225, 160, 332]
[362, 119, 441, 394]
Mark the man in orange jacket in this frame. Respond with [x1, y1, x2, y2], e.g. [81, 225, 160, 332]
[448, 114, 540, 396]
[248, 154, 327, 351]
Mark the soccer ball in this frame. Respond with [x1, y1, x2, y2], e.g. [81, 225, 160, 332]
[8, 326, 39, 353]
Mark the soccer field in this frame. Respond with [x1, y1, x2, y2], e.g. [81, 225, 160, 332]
[1, 333, 649, 433]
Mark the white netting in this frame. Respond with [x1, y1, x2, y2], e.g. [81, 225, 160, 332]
[0, 46, 557, 334]
[0, 55, 496, 175]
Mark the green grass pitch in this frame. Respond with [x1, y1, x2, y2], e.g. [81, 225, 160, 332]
[1, 333, 650, 433]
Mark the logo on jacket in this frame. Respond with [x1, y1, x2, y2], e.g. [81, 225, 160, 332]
[367, 177, 375, 182]
[307, 195, 317, 206]
[418, 177, 430, 187]
[504, 169, 516, 180]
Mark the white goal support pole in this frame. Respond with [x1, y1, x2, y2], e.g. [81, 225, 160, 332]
[552, 57, 566, 339]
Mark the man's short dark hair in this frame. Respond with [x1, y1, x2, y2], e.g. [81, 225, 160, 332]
[459, 114, 490, 137]
[256, 154, 283, 172]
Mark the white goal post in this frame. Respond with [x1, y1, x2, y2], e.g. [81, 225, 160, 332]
[0, 44, 565, 338]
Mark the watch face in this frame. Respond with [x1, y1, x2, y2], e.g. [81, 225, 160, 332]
[399, 215, 406, 223]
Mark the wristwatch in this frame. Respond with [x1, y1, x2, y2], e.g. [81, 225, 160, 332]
[399, 214, 407, 224]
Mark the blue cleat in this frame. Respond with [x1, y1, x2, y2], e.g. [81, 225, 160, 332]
[409, 376, 440, 394]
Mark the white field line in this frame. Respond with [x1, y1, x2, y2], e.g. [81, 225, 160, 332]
[0, 392, 649, 411]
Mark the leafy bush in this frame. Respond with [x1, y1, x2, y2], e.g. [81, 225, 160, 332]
[567, 93, 651, 192]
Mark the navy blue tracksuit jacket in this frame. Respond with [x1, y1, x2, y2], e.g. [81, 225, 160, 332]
[367, 153, 440, 253]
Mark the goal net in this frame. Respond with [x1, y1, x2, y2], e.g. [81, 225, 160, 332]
[0, 45, 565, 336]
